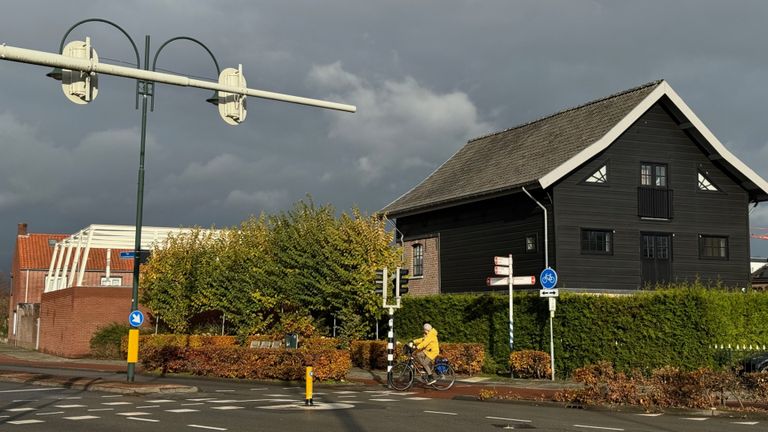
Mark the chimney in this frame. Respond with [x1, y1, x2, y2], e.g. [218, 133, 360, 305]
[17, 223, 27, 236]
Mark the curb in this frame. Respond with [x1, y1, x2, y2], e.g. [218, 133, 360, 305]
[0, 370, 198, 395]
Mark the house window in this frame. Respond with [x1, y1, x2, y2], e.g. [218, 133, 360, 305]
[697, 171, 719, 191]
[100, 276, 123, 286]
[525, 234, 538, 253]
[581, 229, 613, 255]
[584, 164, 608, 184]
[412, 244, 424, 277]
[641, 163, 667, 187]
[699, 235, 728, 259]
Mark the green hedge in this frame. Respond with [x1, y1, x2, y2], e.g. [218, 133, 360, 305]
[396, 288, 768, 376]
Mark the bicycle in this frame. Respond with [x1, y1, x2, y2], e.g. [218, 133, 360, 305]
[388, 344, 455, 391]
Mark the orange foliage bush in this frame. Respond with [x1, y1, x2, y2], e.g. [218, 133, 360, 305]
[509, 350, 552, 379]
[350, 340, 484, 375]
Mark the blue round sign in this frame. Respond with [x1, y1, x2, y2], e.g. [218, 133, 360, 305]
[540, 267, 558, 289]
[129, 310, 145, 327]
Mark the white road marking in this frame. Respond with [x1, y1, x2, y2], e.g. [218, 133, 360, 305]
[485, 416, 532, 423]
[35, 411, 65, 416]
[166, 408, 200, 413]
[12, 399, 37, 402]
[55, 404, 87, 408]
[215, 389, 235, 393]
[0, 388, 61, 393]
[209, 399, 238, 403]
[181, 403, 205, 406]
[338, 395, 357, 398]
[732, 422, 760, 425]
[189, 425, 227, 431]
[6, 407, 36, 412]
[682, 418, 708, 421]
[7, 419, 45, 424]
[406, 397, 431, 401]
[137, 405, 161, 409]
[210, 406, 244, 410]
[250, 387, 268, 391]
[574, 425, 624, 431]
[129, 417, 159, 422]
[146, 399, 175, 403]
[333, 391, 359, 394]
[88, 408, 114, 412]
[369, 398, 398, 402]
[424, 410, 458, 416]
[63, 415, 100, 420]
[264, 394, 292, 397]
[102, 401, 133, 406]
[636, 413, 663, 417]
[116, 412, 152, 416]
[186, 398, 217, 401]
[101, 394, 123, 398]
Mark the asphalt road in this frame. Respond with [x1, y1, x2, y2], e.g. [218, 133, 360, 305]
[0, 377, 762, 432]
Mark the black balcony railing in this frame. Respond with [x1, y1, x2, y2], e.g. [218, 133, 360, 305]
[638, 187, 672, 219]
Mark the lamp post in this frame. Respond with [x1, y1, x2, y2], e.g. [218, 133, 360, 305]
[47, 19, 225, 382]
[14, 18, 355, 382]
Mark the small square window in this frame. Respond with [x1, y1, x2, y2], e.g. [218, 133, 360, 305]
[525, 234, 538, 253]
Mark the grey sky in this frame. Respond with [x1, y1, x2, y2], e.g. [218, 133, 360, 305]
[2, 1, 768, 272]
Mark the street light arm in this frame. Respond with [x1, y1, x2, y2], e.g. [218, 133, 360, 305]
[0, 43, 357, 113]
[151, 36, 222, 111]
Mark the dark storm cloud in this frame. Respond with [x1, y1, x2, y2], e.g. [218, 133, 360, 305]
[2, 0, 768, 272]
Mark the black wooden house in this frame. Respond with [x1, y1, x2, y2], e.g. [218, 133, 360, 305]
[383, 80, 768, 293]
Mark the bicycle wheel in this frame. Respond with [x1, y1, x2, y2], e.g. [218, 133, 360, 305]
[430, 364, 455, 391]
[388, 362, 414, 391]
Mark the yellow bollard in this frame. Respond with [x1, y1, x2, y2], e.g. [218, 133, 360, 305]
[305, 366, 314, 406]
[127, 328, 139, 363]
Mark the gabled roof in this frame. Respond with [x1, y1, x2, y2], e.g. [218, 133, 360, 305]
[383, 80, 768, 218]
[15, 233, 131, 271]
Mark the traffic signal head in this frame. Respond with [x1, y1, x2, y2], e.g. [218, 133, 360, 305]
[374, 269, 386, 294]
[397, 268, 409, 296]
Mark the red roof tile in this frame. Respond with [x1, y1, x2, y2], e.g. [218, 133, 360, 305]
[15, 233, 133, 271]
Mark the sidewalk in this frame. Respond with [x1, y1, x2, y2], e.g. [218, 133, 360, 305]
[0, 343, 575, 399]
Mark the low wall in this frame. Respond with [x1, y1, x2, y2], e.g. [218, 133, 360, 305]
[39, 286, 139, 358]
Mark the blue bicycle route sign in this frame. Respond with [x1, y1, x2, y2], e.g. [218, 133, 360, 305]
[540, 267, 558, 289]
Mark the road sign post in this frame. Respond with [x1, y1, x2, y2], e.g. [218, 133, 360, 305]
[539, 267, 558, 381]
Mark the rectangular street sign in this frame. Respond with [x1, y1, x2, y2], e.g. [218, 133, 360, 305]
[494, 256, 511, 267]
[486, 276, 536, 287]
[540, 289, 559, 297]
[494, 266, 510, 276]
[119, 251, 135, 259]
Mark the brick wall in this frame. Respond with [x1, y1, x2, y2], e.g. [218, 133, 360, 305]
[402, 236, 440, 296]
[38, 286, 139, 358]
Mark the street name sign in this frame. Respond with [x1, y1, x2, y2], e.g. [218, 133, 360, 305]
[487, 276, 536, 287]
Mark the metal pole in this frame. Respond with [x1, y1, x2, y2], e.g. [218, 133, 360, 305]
[386, 308, 394, 388]
[127, 35, 150, 383]
[508, 253, 514, 378]
[549, 310, 555, 381]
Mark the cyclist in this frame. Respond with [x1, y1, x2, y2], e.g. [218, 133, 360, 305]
[409, 323, 440, 385]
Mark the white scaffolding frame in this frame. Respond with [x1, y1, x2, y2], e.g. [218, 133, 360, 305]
[45, 224, 220, 292]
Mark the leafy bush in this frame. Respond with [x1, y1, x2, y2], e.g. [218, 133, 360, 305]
[349, 340, 484, 375]
[90, 323, 133, 359]
[509, 350, 551, 379]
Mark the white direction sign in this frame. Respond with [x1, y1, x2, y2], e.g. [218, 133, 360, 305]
[493, 256, 511, 267]
[493, 266, 510, 276]
[539, 289, 559, 297]
[486, 276, 536, 287]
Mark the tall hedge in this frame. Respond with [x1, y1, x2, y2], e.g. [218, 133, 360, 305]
[395, 288, 768, 376]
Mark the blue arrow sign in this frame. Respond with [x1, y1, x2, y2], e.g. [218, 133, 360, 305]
[129, 310, 145, 327]
[540, 267, 558, 289]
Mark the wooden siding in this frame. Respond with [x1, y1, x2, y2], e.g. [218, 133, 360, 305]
[398, 193, 552, 294]
[553, 103, 750, 290]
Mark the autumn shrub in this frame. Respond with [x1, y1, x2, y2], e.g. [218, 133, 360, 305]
[349, 340, 484, 375]
[140, 345, 351, 381]
[509, 350, 551, 379]
[560, 361, 646, 407]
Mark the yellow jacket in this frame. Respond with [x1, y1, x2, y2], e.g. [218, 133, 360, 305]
[413, 328, 439, 360]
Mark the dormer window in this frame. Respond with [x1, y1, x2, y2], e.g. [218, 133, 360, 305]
[585, 164, 608, 184]
[697, 171, 719, 191]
